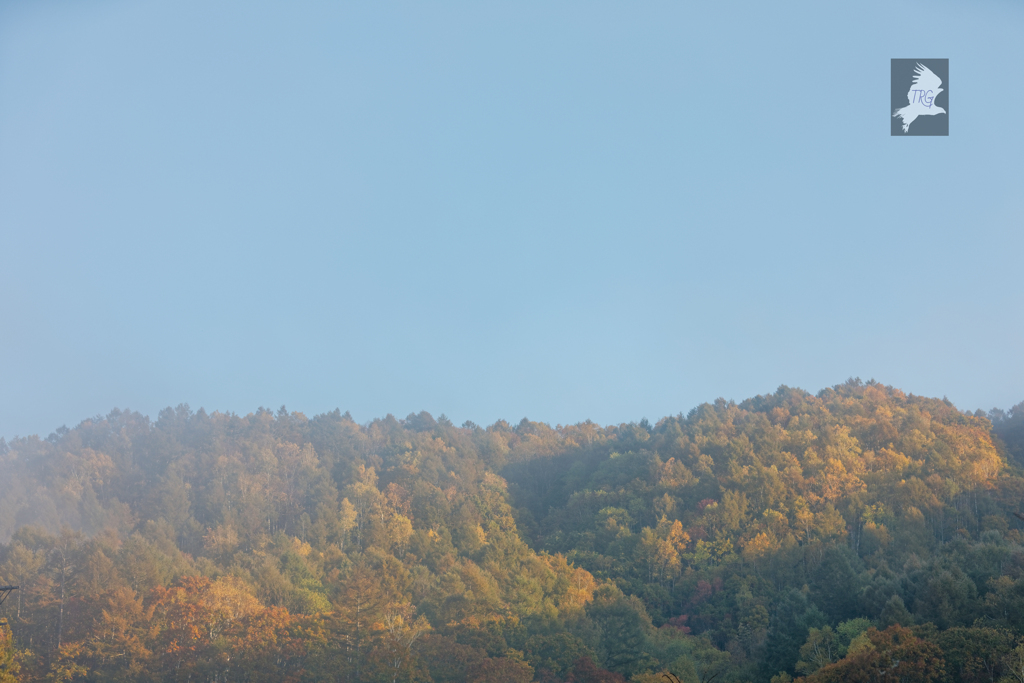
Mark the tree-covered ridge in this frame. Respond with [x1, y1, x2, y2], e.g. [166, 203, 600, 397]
[504, 383, 1024, 679]
[1, 380, 1023, 683]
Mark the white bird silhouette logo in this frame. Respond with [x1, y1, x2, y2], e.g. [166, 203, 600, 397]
[893, 63, 946, 133]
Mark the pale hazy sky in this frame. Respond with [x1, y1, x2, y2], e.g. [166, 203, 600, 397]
[2, 0, 1022, 439]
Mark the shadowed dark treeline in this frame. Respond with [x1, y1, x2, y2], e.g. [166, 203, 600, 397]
[1, 380, 1024, 683]
[990, 401, 1024, 467]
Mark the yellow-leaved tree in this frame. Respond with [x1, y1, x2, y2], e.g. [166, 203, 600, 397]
[0, 621, 19, 683]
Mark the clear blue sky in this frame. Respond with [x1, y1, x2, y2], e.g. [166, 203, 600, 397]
[2, 0, 1022, 439]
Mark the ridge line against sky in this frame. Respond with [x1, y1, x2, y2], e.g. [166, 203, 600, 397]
[3, 379, 1007, 443]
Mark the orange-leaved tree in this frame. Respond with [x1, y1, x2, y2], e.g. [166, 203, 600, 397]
[803, 625, 945, 683]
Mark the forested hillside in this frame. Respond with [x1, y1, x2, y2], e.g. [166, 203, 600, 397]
[2, 380, 1024, 682]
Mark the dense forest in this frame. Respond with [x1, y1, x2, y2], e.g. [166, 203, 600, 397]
[2, 380, 1024, 683]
